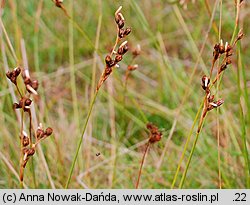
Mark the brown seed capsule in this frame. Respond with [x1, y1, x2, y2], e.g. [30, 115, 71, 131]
[13, 97, 32, 111]
[23, 147, 35, 157]
[22, 136, 30, 147]
[31, 80, 39, 91]
[124, 27, 131, 36]
[23, 76, 39, 94]
[224, 42, 231, 53]
[207, 99, 224, 111]
[128, 64, 138, 71]
[219, 40, 225, 54]
[117, 20, 125, 29]
[21, 131, 29, 147]
[36, 128, 44, 140]
[55, 0, 63, 8]
[25, 98, 32, 106]
[118, 27, 131, 39]
[115, 55, 123, 63]
[22, 147, 36, 168]
[147, 123, 162, 143]
[13, 103, 20, 109]
[104, 66, 112, 76]
[6, 67, 21, 85]
[236, 29, 244, 41]
[132, 44, 141, 57]
[213, 44, 220, 61]
[118, 28, 125, 38]
[45, 127, 53, 136]
[219, 63, 227, 72]
[226, 58, 232, 65]
[105, 54, 112, 64]
[201, 75, 210, 90]
[115, 6, 124, 28]
[216, 99, 224, 106]
[208, 94, 215, 103]
[105, 55, 115, 68]
[117, 41, 129, 55]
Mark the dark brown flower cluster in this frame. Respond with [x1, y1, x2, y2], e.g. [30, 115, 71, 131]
[96, 6, 131, 91]
[54, 0, 63, 8]
[13, 97, 32, 112]
[146, 123, 163, 143]
[52, 0, 69, 17]
[201, 75, 224, 113]
[21, 124, 53, 169]
[124, 44, 141, 85]
[6, 67, 21, 85]
[213, 40, 233, 75]
[22, 146, 36, 168]
[6, 66, 53, 173]
[36, 124, 53, 141]
[200, 30, 244, 119]
[115, 6, 132, 39]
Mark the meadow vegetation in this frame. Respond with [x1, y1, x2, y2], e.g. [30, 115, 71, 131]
[0, 0, 249, 188]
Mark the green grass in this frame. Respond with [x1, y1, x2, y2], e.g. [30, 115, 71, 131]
[0, 0, 249, 188]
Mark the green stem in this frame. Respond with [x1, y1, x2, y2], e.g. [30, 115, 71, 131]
[135, 141, 150, 189]
[69, 0, 80, 134]
[217, 0, 222, 189]
[31, 158, 36, 188]
[179, 115, 206, 188]
[230, 0, 240, 45]
[29, 111, 36, 188]
[171, 101, 203, 188]
[65, 90, 98, 188]
[237, 47, 250, 188]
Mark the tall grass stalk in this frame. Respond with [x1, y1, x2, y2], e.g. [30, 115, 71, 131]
[216, 0, 223, 189]
[237, 46, 250, 188]
[69, 0, 80, 134]
[178, 118, 206, 188]
[171, 101, 203, 188]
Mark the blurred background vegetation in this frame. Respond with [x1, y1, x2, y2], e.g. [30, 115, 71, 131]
[0, 0, 249, 188]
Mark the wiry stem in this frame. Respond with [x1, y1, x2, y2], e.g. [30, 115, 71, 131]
[15, 84, 22, 98]
[217, 0, 222, 189]
[209, 59, 216, 79]
[19, 110, 24, 188]
[0, 19, 19, 63]
[171, 101, 203, 188]
[65, 90, 98, 188]
[178, 116, 206, 188]
[135, 141, 150, 189]
[178, 96, 208, 188]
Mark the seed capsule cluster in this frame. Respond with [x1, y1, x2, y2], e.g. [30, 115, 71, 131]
[199, 30, 244, 122]
[6, 66, 53, 178]
[97, 6, 131, 91]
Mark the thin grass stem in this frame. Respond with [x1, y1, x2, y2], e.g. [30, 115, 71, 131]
[179, 112, 207, 188]
[237, 46, 250, 188]
[216, 0, 223, 189]
[65, 90, 98, 188]
[135, 141, 150, 189]
[171, 100, 204, 188]
[0, 19, 19, 63]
